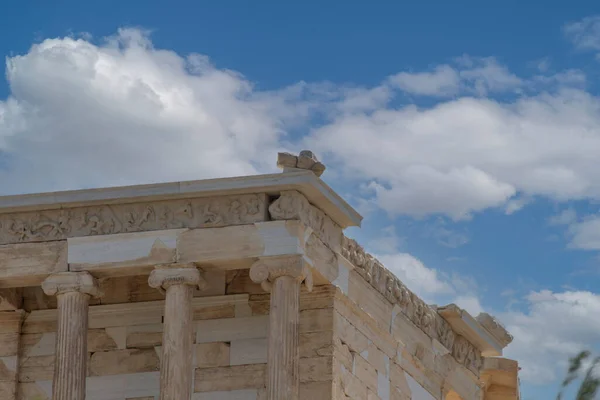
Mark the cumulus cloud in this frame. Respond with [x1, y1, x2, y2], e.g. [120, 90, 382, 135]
[375, 251, 483, 314]
[502, 290, 600, 384]
[564, 15, 600, 52]
[548, 208, 578, 226]
[389, 65, 460, 97]
[376, 252, 454, 302]
[307, 86, 600, 219]
[453, 295, 484, 316]
[2, 28, 599, 225]
[504, 196, 532, 215]
[388, 57, 524, 98]
[0, 29, 321, 195]
[367, 227, 480, 309]
[568, 216, 600, 250]
[456, 56, 523, 96]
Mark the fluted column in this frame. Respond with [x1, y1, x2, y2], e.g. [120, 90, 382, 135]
[149, 265, 206, 400]
[41, 271, 102, 400]
[250, 255, 313, 400]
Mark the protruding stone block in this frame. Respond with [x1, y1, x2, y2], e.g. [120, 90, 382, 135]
[276, 150, 326, 177]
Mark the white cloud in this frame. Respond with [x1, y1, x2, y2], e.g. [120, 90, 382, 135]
[2, 29, 599, 224]
[376, 251, 483, 314]
[502, 290, 600, 384]
[376, 252, 454, 303]
[308, 87, 600, 219]
[457, 56, 522, 96]
[532, 69, 586, 87]
[388, 57, 523, 98]
[369, 228, 480, 310]
[568, 216, 600, 250]
[548, 208, 578, 226]
[389, 65, 460, 97]
[564, 15, 600, 51]
[453, 295, 483, 316]
[0, 29, 316, 195]
[504, 196, 532, 215]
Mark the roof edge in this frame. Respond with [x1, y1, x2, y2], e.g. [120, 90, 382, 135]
[0, 171, 362, 229]
[438, 304, 506, 357]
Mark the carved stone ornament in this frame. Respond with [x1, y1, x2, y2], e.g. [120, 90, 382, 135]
[41, 271, 103, 298]
[249, 256, 313, 293]
[277, 150, 326, 177]
[148, 265, 207, 294]
[269, 190, 342, 251]
[476, 312, 514, 347]
[0, 193, 266, 245]
[341, 235, 483, 374]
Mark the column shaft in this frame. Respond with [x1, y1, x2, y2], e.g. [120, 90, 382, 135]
[267, 276, 301, 400]
[53, 291, 90, 400]
[159, 283, 195, 400]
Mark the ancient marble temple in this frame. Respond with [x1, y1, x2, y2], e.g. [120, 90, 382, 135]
[0, 151, 519, 400]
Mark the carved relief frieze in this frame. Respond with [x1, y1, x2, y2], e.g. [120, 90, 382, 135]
[305, 232, 337, 266]
[0, 194, 267, 244]
[341, 234, 483, 374]
[269, 190, 342, 251]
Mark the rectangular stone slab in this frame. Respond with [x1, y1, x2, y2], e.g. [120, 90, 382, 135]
[0, 241, 67, 288]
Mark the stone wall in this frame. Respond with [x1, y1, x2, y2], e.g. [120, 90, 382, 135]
[10, 273, 336, 400]
[333, 276, 481, 400]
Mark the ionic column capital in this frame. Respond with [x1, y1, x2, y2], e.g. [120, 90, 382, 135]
[41, 271, 102, 298]
[148, 264, 207, 294]
[249, 255, 313, 293]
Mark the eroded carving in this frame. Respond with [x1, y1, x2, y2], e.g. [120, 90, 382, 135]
[249, 255, 313, 293]
[341, 234, 482, 374]
[277, 150, 326, 177]
[305, 232, 337, 266]
[476, 312, 514, 347]
[453, 335, 483, 371]
[0, 194, 267, 244]
[436, 316, 456, 351]
[148, 265, 207, 294]
[269, 191, 342, 251]
[42, 271, 103, 298]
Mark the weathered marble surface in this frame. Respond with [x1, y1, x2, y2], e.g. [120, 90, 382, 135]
[341, 236, 483, 375]
[0, 194, 267, 245]
[250, 257, 313, 400]
[269, 191, 342, 253]
[149, 266, 203, 400]
[42, 272, 102, 400]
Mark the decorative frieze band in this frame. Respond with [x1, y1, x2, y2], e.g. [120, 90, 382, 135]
[341, 235, 483, 374]
[269, 190, 342, 252]
[0, 193, 267, 245]
[249, 255, 313, 293]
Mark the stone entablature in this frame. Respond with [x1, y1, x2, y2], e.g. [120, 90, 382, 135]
[476, 312, 514, 348]
[0, 150, 518, 399]
[0, 194, 268, 245]
[269, 190, 342, 253]
[341, 235, 509, 375]
[0, 178, 510, 377]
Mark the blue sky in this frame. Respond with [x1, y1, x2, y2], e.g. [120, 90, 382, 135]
[4, 2, 600, 398]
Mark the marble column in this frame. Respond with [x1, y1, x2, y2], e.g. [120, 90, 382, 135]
[148, 265, 206, 400]
[249, 255, 313, 400]
[41, 271, 102, 400]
